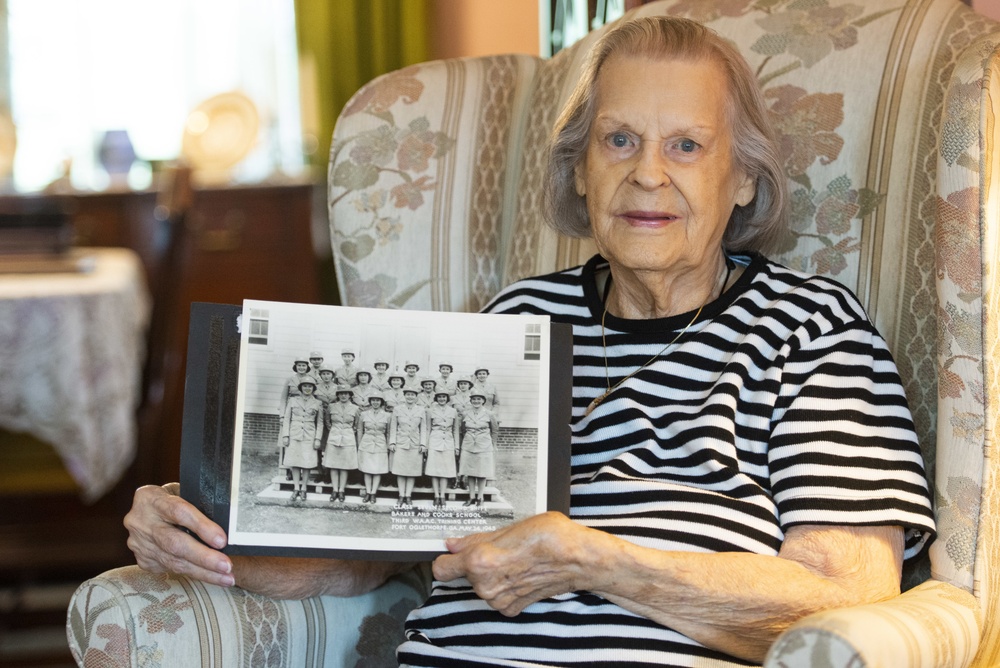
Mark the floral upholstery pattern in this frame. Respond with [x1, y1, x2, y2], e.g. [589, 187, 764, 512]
[766, 580, 981, 668]
[66, 565, 431, 668]
[69, 1, 1000, 666]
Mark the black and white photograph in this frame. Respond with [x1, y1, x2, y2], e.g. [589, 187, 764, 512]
[225, 298, 565, 557]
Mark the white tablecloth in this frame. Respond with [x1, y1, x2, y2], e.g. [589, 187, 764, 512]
[0, 248, 150, 501]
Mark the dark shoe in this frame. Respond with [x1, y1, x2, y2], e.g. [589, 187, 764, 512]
[329, 492, 337, 502]
[476, 498, 483, 507]
[462, 498, 474, 507]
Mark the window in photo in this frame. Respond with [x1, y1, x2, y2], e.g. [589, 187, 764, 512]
[248, 308, 270, 345]
[523, 323, 541, 361]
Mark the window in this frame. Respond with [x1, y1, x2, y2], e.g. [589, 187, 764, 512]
[248, 307, 270, 346]
[523, 323, 541, 361]
[5, 0, 303, 192]
[542, 0, 627, 57]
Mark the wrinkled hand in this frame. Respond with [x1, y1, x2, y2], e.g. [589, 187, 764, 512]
[432, 511, 597, 616]
[124, 483, 235, 587]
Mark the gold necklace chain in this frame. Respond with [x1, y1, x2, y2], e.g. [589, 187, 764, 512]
[586, 261, 732, 417]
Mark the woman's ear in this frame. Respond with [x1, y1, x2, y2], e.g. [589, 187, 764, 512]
[574, 161, 587, 197]
[735, 172, 755, 207]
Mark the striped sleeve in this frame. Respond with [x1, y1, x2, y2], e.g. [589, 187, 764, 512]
[768, 296, 934, 560]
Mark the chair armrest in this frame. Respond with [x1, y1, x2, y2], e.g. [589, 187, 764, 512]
[66, 564, 432, 668]
[764, 579, 980, 668]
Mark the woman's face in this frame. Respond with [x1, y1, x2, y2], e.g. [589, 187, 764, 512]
[294, 362, 309, 373]
[390, 377, 403, 388]
[337, 392, 351, 402]
[405, 392, 417, 404]
[435, 394, 448, 405]
[475, 370, 488, 382]
[358, 374, 371, 385]
[574, 55, 754, 277]
[319, 371, 334, 383]
[471, 396, 485, 407]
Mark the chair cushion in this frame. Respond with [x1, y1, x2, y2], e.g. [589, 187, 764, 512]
[67, 564, 431, 667]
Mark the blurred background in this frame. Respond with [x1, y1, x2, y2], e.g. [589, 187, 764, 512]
[0, 0, 996, 666]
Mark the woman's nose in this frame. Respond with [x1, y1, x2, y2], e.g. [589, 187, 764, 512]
[630, 142, 671, 189]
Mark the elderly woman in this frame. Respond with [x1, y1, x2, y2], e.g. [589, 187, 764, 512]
[125, 16, 934, 667]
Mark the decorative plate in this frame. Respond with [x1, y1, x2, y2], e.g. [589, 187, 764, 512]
[181, 91, 259, 177]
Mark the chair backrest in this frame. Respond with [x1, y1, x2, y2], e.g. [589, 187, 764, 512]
[329, 0, 1000, 632]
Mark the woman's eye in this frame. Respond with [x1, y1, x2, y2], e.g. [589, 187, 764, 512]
[677, 138, 699, 153]
[609, 133, 631, 148]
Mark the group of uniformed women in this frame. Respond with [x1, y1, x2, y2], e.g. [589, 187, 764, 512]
[277, 354, 501, 508]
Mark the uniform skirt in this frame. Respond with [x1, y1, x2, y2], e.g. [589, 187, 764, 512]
[391, 445, 424, 477]
[459, 429, 494, 478]
[323, 441, 357, 470]
[358, 435, 389, 474]
[284, 437, 319, 469]
[425, 430, 457, 477]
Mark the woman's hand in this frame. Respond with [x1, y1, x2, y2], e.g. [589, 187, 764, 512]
[432, 511, 597, 616]
[123, 483, 235, 587]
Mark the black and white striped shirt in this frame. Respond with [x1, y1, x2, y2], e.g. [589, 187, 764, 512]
[399, 253, 935, 668]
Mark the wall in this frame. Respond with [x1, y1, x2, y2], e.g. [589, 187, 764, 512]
[971, 0, 1000, 21]
[429, 0, 539, 60]
[427, 1, 999, 61]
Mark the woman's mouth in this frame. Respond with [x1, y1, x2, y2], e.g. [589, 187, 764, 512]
[619, 210, 679, 227]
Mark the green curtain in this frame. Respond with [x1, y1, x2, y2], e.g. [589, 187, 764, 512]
[294, 0, 430, 168]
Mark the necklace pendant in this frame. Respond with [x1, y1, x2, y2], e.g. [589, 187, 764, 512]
[585, 391, 608, 417]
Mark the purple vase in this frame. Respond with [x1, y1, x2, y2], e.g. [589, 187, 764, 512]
[97, 129, 136, 180]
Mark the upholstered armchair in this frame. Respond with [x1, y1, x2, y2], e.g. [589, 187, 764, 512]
[68, 0, 1000, 665]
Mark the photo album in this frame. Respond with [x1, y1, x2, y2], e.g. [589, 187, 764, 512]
[179, 300, 573, 561]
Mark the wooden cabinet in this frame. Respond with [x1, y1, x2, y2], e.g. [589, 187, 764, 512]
[154, 182, 322, 482]
[0, 180, 323, 585]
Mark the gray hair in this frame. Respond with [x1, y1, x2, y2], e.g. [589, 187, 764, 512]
[545, 16, 787, 254]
